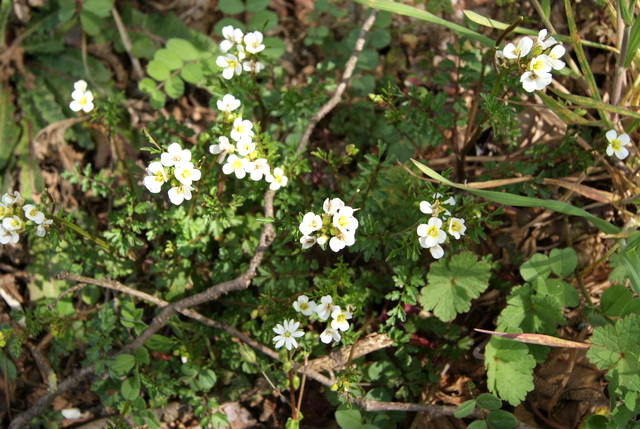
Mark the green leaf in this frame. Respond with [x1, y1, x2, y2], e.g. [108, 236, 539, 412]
[600, 284, 633, 317]
[486, 410, 517, 429]
[134, 347, 150, 365]
[147, 59, 170, 81]
[625, 14, 640, 67]
[166, 38, 199, 61]
[155, 48, 183, 70]
[121, 373, 141, 400]
[485, 336, 536, 406]
[246, 0, 270, 12]
[218, 0, 245, 14]
[621, 298, 640, 317]
[520, 254, 551, 282]
[285, 417, 300, 429]
[0, 351, 17, 380]
[82, 0, 113, 18]
[335, 405, 362, 429]
[411, 160, 620, 235]
[150, 89, 166, 109]
[352, 0, 493, 47]
[79, 10, 104, 36]
[537, 91, 594, 126]
[109, 354, 136, 377]
[497, 285, 566, 334]
[476, 393, 502, 411]
[369, 28, 391, 49]
[454, 399, 476, 418]
[586, 314, 640, 391]
[197, 368, 217, 390]
[145, 334, 174, 352]
[618, 249, 640, 296]
[468, 421, 488, 429]
[180, 63, 204, 84]
[0, 87, 18, 173]
[165, 75, 185, 99]
[419, 252, 491, 321]
[548, 248, 578, 278]
[249, 10, 278, 31]
[138, 77, 157, 94]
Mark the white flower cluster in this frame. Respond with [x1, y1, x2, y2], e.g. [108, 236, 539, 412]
[605, 129, 632, 160]
[299, 198, 359, 252]
[69, 80, 94, 113]
[216, 26, 266, 79]
[0, 191, 53, 244]
[417, 193, 466, 259]
[210, 94, 288, 190]
[272, 295, 354, 350]
[497, 29, 565, 93]
[143, 143, 202, 205]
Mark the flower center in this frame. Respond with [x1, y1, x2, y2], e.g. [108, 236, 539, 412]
[232, 159, 243, 170]
[79, 96, 87, 105]
[611, 139, 622, 151]
[427, 226, 439, 238]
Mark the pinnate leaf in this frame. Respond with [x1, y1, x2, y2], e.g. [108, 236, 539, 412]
[485, 336, 536, 406]
[586, 314, 640, 391]
[419, 252, 491, 321]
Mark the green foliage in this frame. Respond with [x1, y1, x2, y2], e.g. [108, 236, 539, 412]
[419, 252, 492, 321]
[485, 337, 536, 406]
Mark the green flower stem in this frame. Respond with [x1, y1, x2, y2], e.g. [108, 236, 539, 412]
[52, 215, 115, 255]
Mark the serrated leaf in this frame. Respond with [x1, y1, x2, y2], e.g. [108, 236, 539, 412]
[519, 254, 551, 281]
[485, 337, 536, 406]
[600, 284, 633, 317]
[496, 285, 565, 334]
[486, 410, 516, 429]
[147, 59, 170, 81]
[166, 38, 199, 61]
[549, 248, 578, 278]
[419, 252, 491, 321]
[165, 75, 185, 99]
[586, 314, 640, 391]
[476, 393, 502, 411]
[454, 399, 476, 418]
[180, 63, 204, 84]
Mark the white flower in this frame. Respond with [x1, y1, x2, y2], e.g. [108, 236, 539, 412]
[168, 184, 194, 205]
[420, 193, 454, 217]
[242, 60, 265, 73]
[161, 142, 191, 167]
[316, 235, 328, 246]
[300, 235, 317, 249]
[244, 31, 265, 54]
[320, 328, 341, 344]
[217, 94, 242, 113]
[69, 80, 94, 113]
[143, 161, 167, 193]
[2, 191, 22, 205]
[272, 319, 304, 351]
[265, 167, 288, 190]
[520, 54, 553, 93]
[222, 154, 250, 179]
[323, 198, 345, 215]
[2, 216, 23, 232]
[293, 295, 317, 316]
[502, 37, 533, 59]
[23, 204, 45, 224]
[174, 162, 201, 186]
[0, 203, 13, 219]
[329, 230, 355, 252]
[316, 296, 337, 321]
[330, 307, 352, 332]
[447, 217, 467, 240]
[35, 219, 53, 237]
[536, 29, 558, 49]
[60, 408, 82, 419]
[546, 44, 565, 70]
[417, 217, 447, 249]
[248, 158, 270, 181]
[236, 138, 255, 157]
[230, 117, 254, 142]
[332, 206, 358, 234]
[210, 136, 236, 163]
[605, 130, 631, 160]
[220, 25, 244, 53]
[299, 212, 323, 236]
[429, 244, 445, 259]
[216, 54, 242, 79]
[0, 225, 19, 244]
